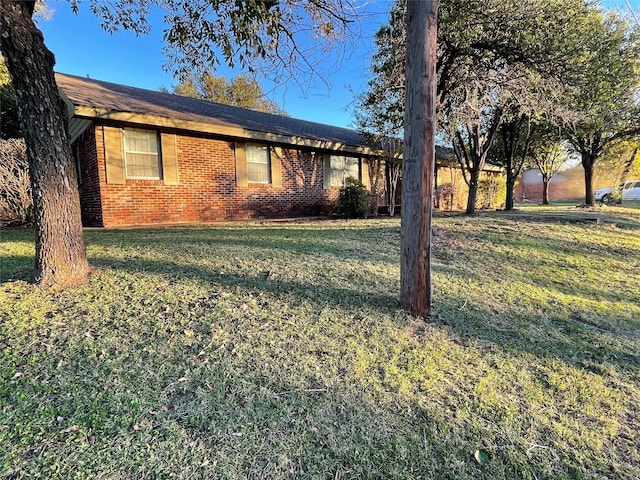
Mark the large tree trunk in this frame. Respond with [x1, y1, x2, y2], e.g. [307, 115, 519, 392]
[582, 151, 596, 206]
[400, 0, 438, 319]
[0, 1, 89, 287]
[465, 168, 481, 215]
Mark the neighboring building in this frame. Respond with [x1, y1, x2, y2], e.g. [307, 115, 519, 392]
[57, 73, 384, 227]
[515, 168, 569, 202]
[432, 149, 504, 210]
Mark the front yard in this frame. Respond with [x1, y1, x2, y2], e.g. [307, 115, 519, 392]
[1, 205, 639, 479]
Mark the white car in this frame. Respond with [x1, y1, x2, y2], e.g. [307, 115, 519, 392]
[595, 180, 640, 203]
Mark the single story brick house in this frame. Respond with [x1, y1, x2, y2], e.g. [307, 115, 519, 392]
[56, 73, 501, 226]
[56, 73, 389, 227]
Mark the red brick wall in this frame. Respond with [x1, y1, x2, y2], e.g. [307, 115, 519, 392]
[514, 176, 569, 201]
[75, 127, 103, 226]
[84, 125, 342, 227]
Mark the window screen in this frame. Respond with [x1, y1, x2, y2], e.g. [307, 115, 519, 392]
[124, 128, 161, 179]
[246, 143, 270, 183]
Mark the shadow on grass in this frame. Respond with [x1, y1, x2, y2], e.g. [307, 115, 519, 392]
[90, 254, 401, 314]
[2, 223, 638, 478]
[86, 225, 401, 265]
[0, 313, 549, 479]
[2, 223, 638, 379]
[489, 208, 640, 230]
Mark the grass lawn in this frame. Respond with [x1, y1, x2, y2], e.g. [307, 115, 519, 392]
[1, 204, 639, 479]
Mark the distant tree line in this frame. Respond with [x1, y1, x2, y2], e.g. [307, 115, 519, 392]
[355, 0, 640, 212]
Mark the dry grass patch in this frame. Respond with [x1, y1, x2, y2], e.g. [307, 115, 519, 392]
[1, 207, 639, 479]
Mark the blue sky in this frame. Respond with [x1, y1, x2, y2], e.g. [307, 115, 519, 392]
[37, 1, 637, 130]
[37, 1, 392, 129]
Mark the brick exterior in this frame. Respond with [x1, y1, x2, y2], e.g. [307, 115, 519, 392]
[75, 126, 103, 226]
[75, 124, 345, 227]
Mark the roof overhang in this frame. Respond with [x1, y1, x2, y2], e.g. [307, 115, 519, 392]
[73, 105, 373, 156]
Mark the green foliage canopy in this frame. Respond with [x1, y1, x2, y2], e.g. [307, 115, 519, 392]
[172, 72, 286, 115]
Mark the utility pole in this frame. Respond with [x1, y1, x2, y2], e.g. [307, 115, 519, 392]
[400, 0, 439, 318]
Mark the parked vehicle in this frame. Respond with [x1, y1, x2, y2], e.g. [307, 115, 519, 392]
[595, 180, 640, 203]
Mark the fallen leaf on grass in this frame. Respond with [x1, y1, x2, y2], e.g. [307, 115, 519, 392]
[61, 425, 79, 434]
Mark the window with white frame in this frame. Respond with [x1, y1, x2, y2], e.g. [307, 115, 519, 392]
[329, 155, 359, 187]
[123, 128, 161, 179]
[246, 143, 270, 183]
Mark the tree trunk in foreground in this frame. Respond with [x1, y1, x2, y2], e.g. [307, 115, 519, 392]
[0, 1, 89, 287]
[400, 0, 438, 319]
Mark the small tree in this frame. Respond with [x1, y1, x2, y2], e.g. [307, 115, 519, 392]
[562, 10, 640, 205]
[531, 139, 568, 205]
[444, 84, 503, 215]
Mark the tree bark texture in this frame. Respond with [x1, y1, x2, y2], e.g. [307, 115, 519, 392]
[400, 0, 438, 319]
[0, 1, 89, 287]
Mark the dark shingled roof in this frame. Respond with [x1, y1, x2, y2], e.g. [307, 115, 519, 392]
[56, 73, 368, 148]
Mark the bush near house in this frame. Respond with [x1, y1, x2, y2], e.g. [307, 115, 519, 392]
[0, 138, 31, 227]
[435, 168, 505, 211]
[476, 176, 506, 210]
[336, 176, 371, 218]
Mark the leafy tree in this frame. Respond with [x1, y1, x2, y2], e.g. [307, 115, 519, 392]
[0, 0, 357, 287]
[595, 139, 640, 189]
[352, 16, 404, 217]
[444, 83, 503, 215]
[172, 72, 286, 114]
[492, 112, 535, 210]
[562, 10, 640, 205]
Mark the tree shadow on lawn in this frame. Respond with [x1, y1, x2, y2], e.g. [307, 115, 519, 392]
[0, 254, 33, 283]
[0, 316, 565, 480]
[85, 225, 401, 266]
[87, 250, 640, 382]
[489, 208, 640, 230]
[3, 224, 637, 381]
[89, 253, 400, 315]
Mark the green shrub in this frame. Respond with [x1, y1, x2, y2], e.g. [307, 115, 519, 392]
[336, 176, 371, 218]
[476, 176, 506, 210]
